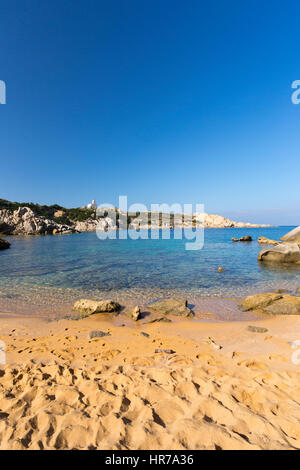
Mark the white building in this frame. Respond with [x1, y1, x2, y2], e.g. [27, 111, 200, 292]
[87, 199, 97, 210]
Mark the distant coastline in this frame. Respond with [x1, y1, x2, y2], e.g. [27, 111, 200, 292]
[0, 198, 271, 236]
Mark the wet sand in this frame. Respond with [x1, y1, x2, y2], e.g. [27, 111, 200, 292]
[0, 308, 300, 450]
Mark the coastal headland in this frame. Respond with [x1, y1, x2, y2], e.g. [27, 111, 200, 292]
[0, 199, 270, 236]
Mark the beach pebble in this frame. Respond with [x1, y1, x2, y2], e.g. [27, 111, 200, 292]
[88, 330, 111, 339]
[155, 349, 176, 354]
[207, 337, 222, 350]
[126, 305, 142, 321]
[247, 325, 268, 333]
[140, 332, 150, 338]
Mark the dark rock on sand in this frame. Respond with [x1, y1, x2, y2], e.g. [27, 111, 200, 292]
[88, 330, 111, 339]
[241, 292, 300, 315]
[258, 243, 300, 264]
[148, 299, 193, 317]
[0, 238, 10, 250]
[246, 325, 268, 333]
[155, 349, 176, 354]
[145, 317, 172, 324]
[140, 332, 150, 338]
[73, 299, 121, 317]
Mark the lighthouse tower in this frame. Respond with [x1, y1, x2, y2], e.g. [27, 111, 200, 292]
[87, 199, 97, 210]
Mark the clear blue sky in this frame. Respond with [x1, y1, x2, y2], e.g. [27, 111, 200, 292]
[1, 0, 300, 225]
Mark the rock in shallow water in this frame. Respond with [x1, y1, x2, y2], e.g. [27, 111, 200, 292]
[73, 299, 121, 317]
[232, 236, 252, 242]
[148, 299, 193, 317]
[0, 238, 10, 250]
[281, 225, 300, 244]
[258, 236, 280, 246]
[258, 243, 300, 264]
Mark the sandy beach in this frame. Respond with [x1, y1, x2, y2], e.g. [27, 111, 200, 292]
[0, 309, 300, 450]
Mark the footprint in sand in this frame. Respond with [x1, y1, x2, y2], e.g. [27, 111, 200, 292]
[100, 349, 121, 361]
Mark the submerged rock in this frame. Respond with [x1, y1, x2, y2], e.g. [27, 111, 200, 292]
[0, 238, 10, 250]
[281, 226, 300, 244]
[258, 243, 300, 264]
[148, 299, 193, 317]
[241, 292, 300, 315]
[73, 299, 121, 317]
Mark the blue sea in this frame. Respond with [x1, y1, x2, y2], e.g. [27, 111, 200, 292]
[0, 226, 299, 317]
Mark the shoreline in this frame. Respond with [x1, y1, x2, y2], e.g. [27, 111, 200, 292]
[0, 295, 269, 323]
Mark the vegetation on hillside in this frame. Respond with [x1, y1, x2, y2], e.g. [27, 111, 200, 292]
[0, 199, 95, 222]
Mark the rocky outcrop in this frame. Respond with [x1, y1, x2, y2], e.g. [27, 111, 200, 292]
[280, 226, 300, 244]
[0, 238, 10, 250]
[96, 217, 117, 231]
[73, 299, 121, 317]
[240, 293, 283, 311]
[148, 299, 193, 317]
[258, 236, 280, 246]
[258, 243, 300, 264]
[74, 219, 98, 232]
[193, 213, 270, 228]
[126, 305, 142, 321]
[0, 207, 76, 235]
[240, 292, 300, 315]
[232, 236, 252, 242]
[0, 203, 271, 235]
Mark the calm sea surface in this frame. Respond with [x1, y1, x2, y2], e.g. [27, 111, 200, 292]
[0, 227, 299, 317]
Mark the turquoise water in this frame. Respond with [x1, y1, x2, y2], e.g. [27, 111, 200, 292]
[0, 227, 299, 314]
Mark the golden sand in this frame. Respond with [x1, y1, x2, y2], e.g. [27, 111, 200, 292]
[0, 313, 300, 450]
